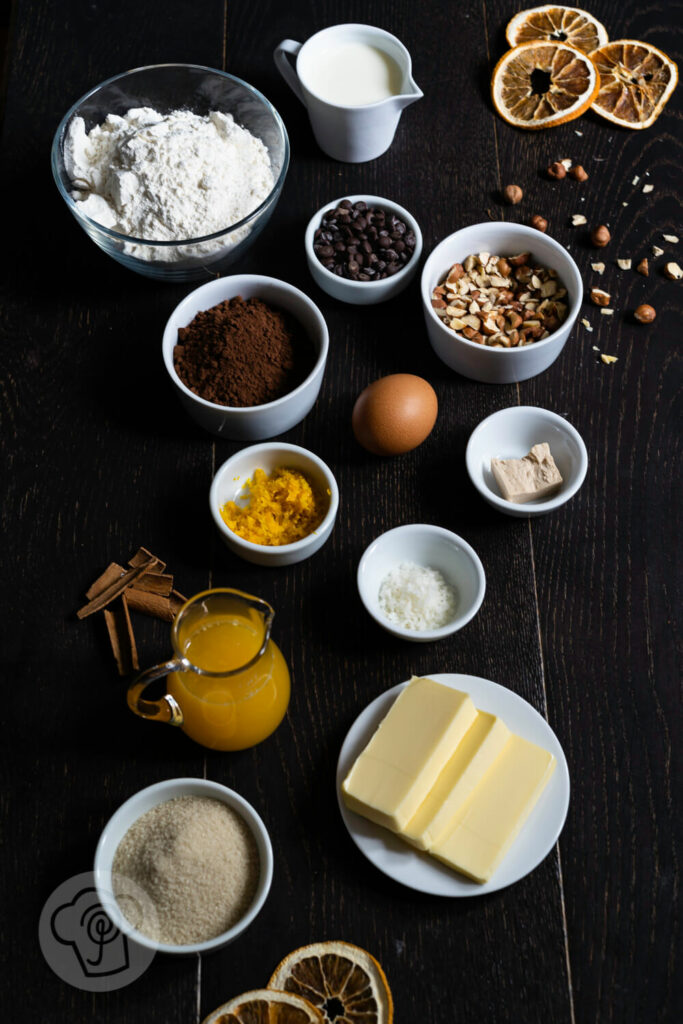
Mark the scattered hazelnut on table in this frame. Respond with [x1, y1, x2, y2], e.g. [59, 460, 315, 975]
[503, 184, 523, 205]
[634, 304, 656, 323]
[591, 225, 611, 248]
[636, 258, 649, 276]
[547, 161, 566, 180]
[569, 165, 589, 181]
[590, 288, 611, 306]
[663, 261, 682, 280]
[530, 215, 548, 232]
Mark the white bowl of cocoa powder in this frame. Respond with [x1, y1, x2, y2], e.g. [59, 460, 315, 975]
[162, 275, 329, 439]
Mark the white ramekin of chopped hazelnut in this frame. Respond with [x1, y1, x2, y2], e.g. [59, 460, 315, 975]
[421, 222, 583, 383]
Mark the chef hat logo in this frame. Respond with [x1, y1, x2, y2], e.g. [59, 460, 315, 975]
[39, 872, 155, 991]
[51, 886, 130, 978]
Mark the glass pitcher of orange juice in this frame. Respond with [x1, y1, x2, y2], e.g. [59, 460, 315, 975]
[127, 588, 290, 750]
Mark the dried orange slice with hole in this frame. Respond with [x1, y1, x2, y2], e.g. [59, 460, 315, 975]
[590, 40, 678, 129]
[506, 5, 608, 55]
[269, 940, 394, 1024]
[202, 988, 324, 1024]
[492, 40, 600, 128]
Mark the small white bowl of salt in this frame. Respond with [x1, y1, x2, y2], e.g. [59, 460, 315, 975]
[357, 524, 486, 642]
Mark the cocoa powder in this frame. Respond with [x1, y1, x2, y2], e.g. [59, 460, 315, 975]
[173, 296, 315, 407]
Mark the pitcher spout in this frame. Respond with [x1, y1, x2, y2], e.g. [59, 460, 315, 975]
[395, 78, 423, 108]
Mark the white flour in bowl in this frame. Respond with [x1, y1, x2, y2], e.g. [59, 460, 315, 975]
[64, 107, 274, 262]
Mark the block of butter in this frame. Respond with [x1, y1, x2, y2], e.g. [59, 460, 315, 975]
[341, 677, 477, 833]
[491, 442, 563, 503]
[402, 711, 510, 851]
[430, 733, 556, 882]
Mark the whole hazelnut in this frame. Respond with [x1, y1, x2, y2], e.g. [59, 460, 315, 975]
[547, 161, 567, 180]
[591, 225, 611, 248]
[530, 215, 548, 232]
[503, 184, 523, 205]
[634, 304, 656, 323]
[569, 165, 589, 182]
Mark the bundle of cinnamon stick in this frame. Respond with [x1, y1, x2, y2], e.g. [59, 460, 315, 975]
[77, 547, 186, 675]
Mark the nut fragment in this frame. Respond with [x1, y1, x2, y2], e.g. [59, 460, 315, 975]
[580, 318, 593, 332]
[617, 258, 632, 270]
[590, 288, 611, 306]
[569, 165, 588, 181]
[560, 158, 573, 171]
[642, 184, 654, 194]
[547, 161, 567, 180]
[634, 304, 656, 323]
[503, 184, 523, 205]
[600, 308, 614, 316]
[571, 214, 587, 226]
[664, 261, 683, 280]
[652, 245, 664, 257]
[431, 252, 568, 348]
[530, 215, 548, 232]
[662, 234, 679, 244]
[591, 262, 605, 274]
[636, 258, 649, 276]
[600, 354, 618, 364]
[591, 225, 611, 248]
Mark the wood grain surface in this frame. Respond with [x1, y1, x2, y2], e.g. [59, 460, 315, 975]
[0, 1, 680, 1022]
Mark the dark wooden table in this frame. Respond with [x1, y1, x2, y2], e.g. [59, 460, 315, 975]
[1, 1, 680, 1021]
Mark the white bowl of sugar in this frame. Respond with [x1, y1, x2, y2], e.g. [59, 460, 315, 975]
[357, 524, 486, 642]
[94, 778, 273, 955]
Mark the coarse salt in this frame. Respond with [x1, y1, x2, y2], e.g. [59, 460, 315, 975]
[378, 562, 457, 631]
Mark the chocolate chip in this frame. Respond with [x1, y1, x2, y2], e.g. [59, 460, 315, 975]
[313, 200, 416, 282]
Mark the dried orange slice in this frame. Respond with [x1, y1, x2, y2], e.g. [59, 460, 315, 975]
[590, 40, 678, 129]
[269, 941, 393, 1024]
[506, 6, 608, 54]
[492, 40, 600, 128]
[202, 989, 324, 1024]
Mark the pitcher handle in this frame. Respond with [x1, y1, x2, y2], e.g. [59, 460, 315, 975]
[274, 39, 305, 104]
[127, 658, 186, 726]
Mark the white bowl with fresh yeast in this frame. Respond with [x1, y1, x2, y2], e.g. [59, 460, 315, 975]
[466, 406, 588, 518]
[93, 778, 273, 955]
[305, 194, 422, 304]
[162, 275, 328, 439]
[421, 222, 582, 383]
[357, 524, 486, 641]
[210, 442, 339, 566]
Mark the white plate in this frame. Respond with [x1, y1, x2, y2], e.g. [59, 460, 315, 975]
[336, 673, 570, 896]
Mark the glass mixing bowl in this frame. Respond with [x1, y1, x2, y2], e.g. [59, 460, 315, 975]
[51, 64, 290, 282]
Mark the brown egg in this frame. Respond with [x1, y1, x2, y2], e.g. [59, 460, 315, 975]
[352, 374, 438, 456]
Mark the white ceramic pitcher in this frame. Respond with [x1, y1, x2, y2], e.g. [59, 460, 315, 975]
[274, 23, 422, 163]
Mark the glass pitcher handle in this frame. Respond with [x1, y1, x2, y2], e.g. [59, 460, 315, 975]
[127, 659, 186, 726]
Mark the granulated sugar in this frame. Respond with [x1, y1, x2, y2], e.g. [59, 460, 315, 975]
[112, 795, 259, 945]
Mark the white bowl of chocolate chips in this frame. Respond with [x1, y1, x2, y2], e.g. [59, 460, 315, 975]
[305, 194, 423, 305]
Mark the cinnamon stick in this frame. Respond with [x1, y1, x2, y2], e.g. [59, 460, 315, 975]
[131, 572, 174, 597]
[104, 594, 139, 676]
[129, 547, 166, 574]
[86, 562, 126, 600]
[77, 558, 159, 619]
[126, 588, 185, 622]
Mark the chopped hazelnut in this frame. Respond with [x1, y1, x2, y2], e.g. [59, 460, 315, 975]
[590, 288, 611, 307]
[662, 234, 679, 244]
[600, 354, 618, 364]
[636, 258, 649, 277]
[547, 161, 566, 180]
[530, 215, 548, 232]
[571, 214, 587, 226]
[616, 259, 632, 270]
[591, 262, 605, 274]
[591, 225, 611, 248]
[503, 184, 523, 205]
[663, 261, 682, 280]
[634, 304, 656, 323]
[569, 165, 588, 181]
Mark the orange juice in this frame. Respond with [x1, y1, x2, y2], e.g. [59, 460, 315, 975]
[168, 612, 290, 751]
